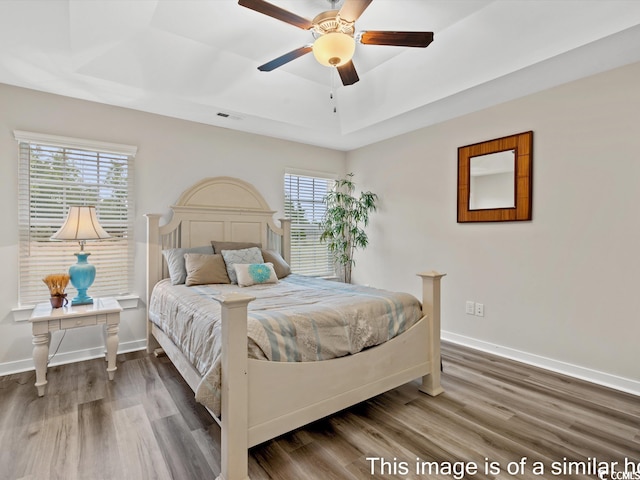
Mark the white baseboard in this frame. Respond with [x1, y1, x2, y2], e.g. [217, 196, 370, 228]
[442, 331, 640, 397]
[5, 332, 638, 398]
[0, 339, 147, 377]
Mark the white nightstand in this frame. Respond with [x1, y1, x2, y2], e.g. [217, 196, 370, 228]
[29, 297, 122, 396]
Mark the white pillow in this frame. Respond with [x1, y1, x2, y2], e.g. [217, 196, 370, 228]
[234, 263, 278, 287]
[220, 247, 264, 284]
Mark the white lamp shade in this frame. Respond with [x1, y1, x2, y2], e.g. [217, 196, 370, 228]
[313, 32, 356, 67]
[51, 206, 111, 241]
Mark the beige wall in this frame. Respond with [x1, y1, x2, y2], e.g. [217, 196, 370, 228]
[347, 61, 640, 393]
[2, 61, 639, 394]
[0, 83, 345, 373]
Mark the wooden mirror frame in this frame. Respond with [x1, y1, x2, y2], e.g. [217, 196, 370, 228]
[457, 131, 533, 223]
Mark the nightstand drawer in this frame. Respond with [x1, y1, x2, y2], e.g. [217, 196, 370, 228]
[61, 316, 97, 329]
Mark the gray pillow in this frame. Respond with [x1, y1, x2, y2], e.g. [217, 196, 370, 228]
[162, 245, 214, 284]
[261, 249, 291, 279]
[220, 247, 264, 284]
[211, 240, 261, 254]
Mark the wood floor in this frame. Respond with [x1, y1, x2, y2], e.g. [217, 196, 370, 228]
[0, 342, 638, 480]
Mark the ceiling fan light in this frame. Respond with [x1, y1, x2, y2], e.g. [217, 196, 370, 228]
[312, 32, 355, 67]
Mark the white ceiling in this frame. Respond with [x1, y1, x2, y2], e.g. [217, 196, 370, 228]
[1, 0, 640, 151]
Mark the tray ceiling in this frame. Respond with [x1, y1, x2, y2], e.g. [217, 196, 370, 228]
[1, 0, 640, 150]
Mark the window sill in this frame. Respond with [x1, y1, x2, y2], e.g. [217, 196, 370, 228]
[12, 294, 140, 322]
[321, 276, 341, 282]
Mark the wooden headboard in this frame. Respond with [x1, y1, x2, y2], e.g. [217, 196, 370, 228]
[145, 176, 291, 303]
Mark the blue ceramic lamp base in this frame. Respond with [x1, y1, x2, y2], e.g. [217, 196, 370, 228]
[69, 252, 96, 305]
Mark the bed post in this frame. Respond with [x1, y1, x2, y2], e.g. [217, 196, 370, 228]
[279, 218, 291, 264]
[417, 271, 446, 396]
[215, 293, 255, 480]
[145, 213, 162, 353]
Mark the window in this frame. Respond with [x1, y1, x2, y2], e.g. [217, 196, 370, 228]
[15, 131, 136, 306]
[284, 172, 335, 277]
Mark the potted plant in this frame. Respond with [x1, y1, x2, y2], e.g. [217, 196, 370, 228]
[43, 273, 70, 308]
[320, 173, 378, 283]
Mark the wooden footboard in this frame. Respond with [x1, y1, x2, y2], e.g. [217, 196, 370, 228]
[246, 316, 434, 447]
[212, 271, 445, 480]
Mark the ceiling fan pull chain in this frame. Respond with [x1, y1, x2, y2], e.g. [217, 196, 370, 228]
[330, 69, 338, 113]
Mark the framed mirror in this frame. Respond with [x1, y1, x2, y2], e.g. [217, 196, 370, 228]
[457, 131, 533, 222]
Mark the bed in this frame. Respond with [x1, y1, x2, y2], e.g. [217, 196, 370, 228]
[145, 177, 445, 480]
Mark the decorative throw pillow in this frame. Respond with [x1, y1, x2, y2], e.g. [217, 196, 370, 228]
[184, 253, 230, 286]
[260, 249, 291, 279]
[221, 247, 264, 284]
[234, 263, 278, 287]
[162, 245, 214, 284]
[211, 240, 261, 254]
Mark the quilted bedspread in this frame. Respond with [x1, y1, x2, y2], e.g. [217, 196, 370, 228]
[148, 274, 423, 416]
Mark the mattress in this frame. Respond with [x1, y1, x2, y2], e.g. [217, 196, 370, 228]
[148, 274, 423, 415]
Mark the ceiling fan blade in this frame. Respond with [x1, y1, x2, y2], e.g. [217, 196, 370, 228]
[258, 46, 313, 71]
[360, 31, 434, 48]
[238, 0, 313, 30]
[338, 0, 373, 23]
[337, 61, 359, 86]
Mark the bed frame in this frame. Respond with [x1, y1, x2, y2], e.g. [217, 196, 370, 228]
[145, 176, 445, 480]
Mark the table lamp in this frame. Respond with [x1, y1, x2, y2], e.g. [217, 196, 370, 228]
[51, 206, 111, 305]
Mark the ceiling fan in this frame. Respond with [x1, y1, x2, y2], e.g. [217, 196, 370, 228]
[238, 0, 434, 86]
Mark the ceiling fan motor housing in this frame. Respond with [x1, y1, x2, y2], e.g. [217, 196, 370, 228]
[312, 10, 355, 38]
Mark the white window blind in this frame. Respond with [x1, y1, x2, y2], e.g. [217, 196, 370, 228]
[284, 172, 335, 277]
[15, 131, 136, 306]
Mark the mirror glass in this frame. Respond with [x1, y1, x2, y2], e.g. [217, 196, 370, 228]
[469, 150, 515, 210]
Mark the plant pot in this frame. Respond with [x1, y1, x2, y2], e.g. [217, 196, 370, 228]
[50, 294, 68, 309]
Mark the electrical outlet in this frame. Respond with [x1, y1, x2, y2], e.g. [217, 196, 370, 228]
[475, 303, 484, 317]
[465, 301, 475, 315]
